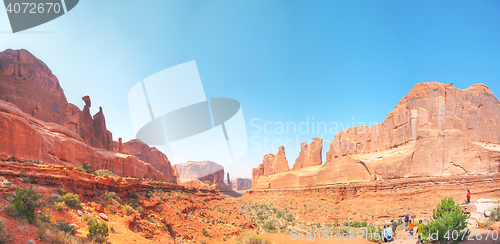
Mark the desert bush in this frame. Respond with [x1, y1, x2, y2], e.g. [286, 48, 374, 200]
[39, 209, 52, 222]
[420, 197, 469, 243]
[27, 240, 35, 244]
[285, 213, 294, 222]
[61, 193, 81, 209]
[57, 188, 66, 196]
[136, 206, 143, 213]
[55, 220, 76, 235]
[263, 221, 275, 231]
[0, 217, 13, 244]
[235, 232, 270, 244]
[124, 204, 133, 215]
[3, 204, 18, 218]
[45, 195, 62, 205]
[87, 219, 109, 243]
[54, 202, 65, 211]
[11, 185, 44, 223]
[36, 220, 48, 239]
[130, 192, 139, 199]
[49, 230, 65, 244]
[103, 191, 122, 204]
[82, 162, 91, 172]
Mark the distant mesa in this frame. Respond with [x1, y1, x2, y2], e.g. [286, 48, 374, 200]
[253, 82, 500, 189]
[174, 161, 233, 191]
[235, 178, 252, 190]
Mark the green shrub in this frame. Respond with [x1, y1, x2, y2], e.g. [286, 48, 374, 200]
[57, 188, 66, 196]
[55, 219, 76, 235]
[61, 193, 81, 209]
[45, 195, 61, 205]
[87, 219, 109, 243]
[136, 206, 143, 213]
[82, 162, 91, 172]
[235, 232, 269, 244]
[38, 209, 51, 222]
[130, 192, 139, 199]
[103, 192, 122, 204]
[420, 197, 469, 243]
[263, 221, 275, 231]
[123, 204, 132, 215]
[145, 231, 152, 239]
[54, 202, 65, 211]
[11, 185, 44, 223]
[285, 213, 294, 222]
[3, 204, 18, 218]
[36, 220, 48, 239]
[0, 217, 13, 244]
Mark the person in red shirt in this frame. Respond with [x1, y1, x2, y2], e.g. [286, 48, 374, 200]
[466, 190, 471, 204]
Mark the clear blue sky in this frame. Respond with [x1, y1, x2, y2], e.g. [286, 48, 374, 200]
[1, 0, 500, 178]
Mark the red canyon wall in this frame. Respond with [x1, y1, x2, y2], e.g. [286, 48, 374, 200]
[0, 49, 177, 182]
[253, 83, 500, 189]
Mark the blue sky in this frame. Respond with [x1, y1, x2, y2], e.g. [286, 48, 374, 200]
[1, 0, 500, 178]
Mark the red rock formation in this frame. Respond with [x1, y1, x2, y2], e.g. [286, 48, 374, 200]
[227, 172, 231, 186]
[62, 96, 113, 150]
[0, 49, 179, 182]
[252, 145, 290, 188]
[236, 178, 252, 190]
[292, 137, 323, 170]
[120, 139, 178, 183]
[175, 161, 233, 191]
[0, 49, 67, 124]
[118, 138, 123, 153]
[0, 161, 205, 198]
[253, 82, 500, 189]
[0, 99, 169, 181]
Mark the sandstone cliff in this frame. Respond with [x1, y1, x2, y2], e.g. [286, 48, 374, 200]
[0, 49, 67, 124]
[252, 82, 500, 189]
[0, 48, 177, 181]
[118, 139, 179, 183]
[0, 99, 168, 180]
[292, 137, 323, 170]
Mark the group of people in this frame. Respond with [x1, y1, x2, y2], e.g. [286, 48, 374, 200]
[383, 214, 423, 243]
[381, 190, 471, 243]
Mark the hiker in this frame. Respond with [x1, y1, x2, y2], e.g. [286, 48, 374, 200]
[416, 220, 423, 244]
[408, 220, 414, 236]
[391, 219, 397, 233]
[384, 225, 394, 242]
[466, 190, 471, 204]
[404, 213, 409, 229]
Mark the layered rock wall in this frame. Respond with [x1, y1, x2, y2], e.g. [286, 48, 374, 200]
[0, 99, 169, 181]
[0, 48, 178, 182]
[252, 83, 500, 189]
[292, 137, 323, 170]
[0, 49, 67, 124]
[236, 178, 252, 190]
